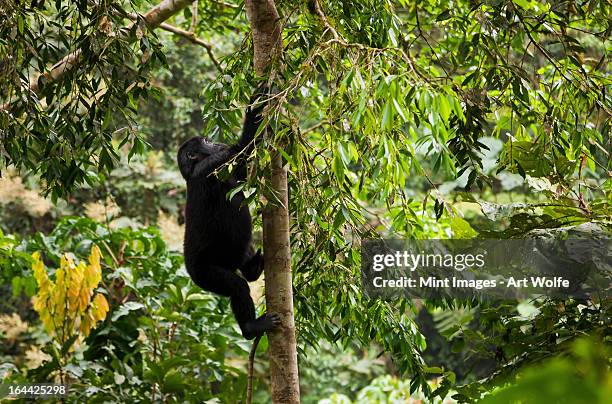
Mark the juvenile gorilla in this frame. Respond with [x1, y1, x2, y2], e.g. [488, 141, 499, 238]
[177, 94, 280, 340]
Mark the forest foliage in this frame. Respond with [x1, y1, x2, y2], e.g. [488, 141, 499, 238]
[0, 0, 610, 402]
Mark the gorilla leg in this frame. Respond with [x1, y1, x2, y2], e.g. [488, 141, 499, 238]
[189, 264, 279, 339]
[240, 248, 264, 282]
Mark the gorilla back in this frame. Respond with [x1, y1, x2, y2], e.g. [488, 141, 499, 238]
[177, 94, 280, 340]
[183, 173, 252, 270]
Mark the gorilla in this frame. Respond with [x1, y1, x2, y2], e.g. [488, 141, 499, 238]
[177, 91, 280, 339]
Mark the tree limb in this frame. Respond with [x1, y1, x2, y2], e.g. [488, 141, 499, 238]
[190, 0, 198, 32]
[311, 0, 341, 41]
[155, 22, 222, 72]
[1, 0, 196, 112]
[118, 5, 222, 72]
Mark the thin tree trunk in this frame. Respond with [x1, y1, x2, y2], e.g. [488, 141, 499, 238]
[245, 1, 300, 403]
[262, 153, 300, 403]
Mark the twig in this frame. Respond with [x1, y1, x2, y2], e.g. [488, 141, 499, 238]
[156, 22, 223, 72]
[246, 334, 262, 404]
[312, 0, 341, 41]
[120, 10, 223, 73]
[190, 1, 198, 32]
[302, 121, 327, 134]
[511, 2, 605, 106]
[311, 0, 423, 80]
[514, 7, 574, 85]
[414, 5, 450, 79]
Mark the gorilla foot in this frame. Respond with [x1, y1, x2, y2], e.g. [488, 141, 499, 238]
[242, 313, 282, 340]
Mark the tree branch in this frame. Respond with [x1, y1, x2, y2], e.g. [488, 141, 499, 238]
[1, 0, 196, 112]
[122, 6, 223, 72]
[311, 0, 341, 42]
[101, 0, 223, 72]
[155, 22, 222, 72]
[190, 0, 198, 32]
[311, 0, 424, 81]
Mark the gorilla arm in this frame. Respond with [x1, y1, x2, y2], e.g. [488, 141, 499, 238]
[191, 97, 265, 180]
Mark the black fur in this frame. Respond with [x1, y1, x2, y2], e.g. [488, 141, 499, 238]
[177, 93, 280, 340]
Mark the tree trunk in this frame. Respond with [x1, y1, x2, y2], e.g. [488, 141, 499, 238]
[262, 154, 300, 403]
[245, 1, 300, 403]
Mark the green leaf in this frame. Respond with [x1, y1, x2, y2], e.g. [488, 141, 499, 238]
[186, 293, 208, 301]
[450, 217, 478, 239]
[451, 338, 465, 353]
[438, 95, 451, 123]
[161, 369, 186, 394]
[381, 100, 394, 130]
[435, 10, 452, 21]
[424, 366, 444, 374]
[111, 302, 145, 321]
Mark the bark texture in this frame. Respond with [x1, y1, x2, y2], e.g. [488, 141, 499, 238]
[245, 1, 300, 403]
[141, 0, 195, 28]
[262, 154, 300, 403]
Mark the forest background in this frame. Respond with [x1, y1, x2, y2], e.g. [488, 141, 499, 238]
[0, 0, 610, 402]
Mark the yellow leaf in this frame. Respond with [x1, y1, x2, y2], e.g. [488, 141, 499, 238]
[31, 252, 50, 287]
[79, 290, 91, 312]
[80, 316, 91, 336]
[92, 294, 109, 322]
[89, 245, 102, 269]
[32, 246, 107, 349]
[55, 265, 65, 286]
[85, 246, 102, 289]
[41, 315, 54, 335]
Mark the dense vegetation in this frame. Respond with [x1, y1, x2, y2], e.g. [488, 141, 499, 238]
[1, 0, 610, 402]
